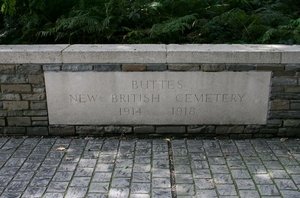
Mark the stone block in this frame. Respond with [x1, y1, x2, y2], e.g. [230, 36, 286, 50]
[1, 85, 31, 93]
[244, 125, 261, 133]
[256, 65, 284, 71]
[271, 86, 284, 93]
[0, 75, 26, 83]
[27, 127, 48, 136]
[0, 118, 5, 126]
[270, 93, 299, 100]
[49, 126, 75, 136]
[3, 101, 28, 110]
[269, 111, 300, 119]
[7, 111, 23, 116]
[30, 102, 46, 109]
[259, 129, 278, 134]
[43, 65, 61, 71]
[167, 44, 281, 64]
[168, 64, 200, 71]
[22, 93, 45, 100]
[291, 103, 300, 109]
[7, 117, 31, 126]
[32, 87, 45, 92]
[270, 100, 289, 110]
[0, 111, 8, 117]
[187, 126, 215, 133]
[45, 72, 271, 125]
[16, 65, 42, 74]
[62, 44, 167, 64]
[31, 117, 48, 121]
[272, 78, 297, 86]
[285, 64, 300, 71]
[146, 64, 167, 71]
[156, 126, 186, 133]
[94, 64, 121, 71]
[0, 94, 20, 100]
[28, 75, 44, 84]
[201, 64, 226, 72]
[76, 126, 104, 136]
[0, 45, 68, 64]
[4, 127, 26, 135]
[283, 120, 300, 127]
[32, 121, 48, 126]
[216, 126, 244, 134]
[278, 128, 300, 137]
[285, 87, 300, 92]
[266, 119, 282, 128]
[104, 126, 132, 133]
[0, 65, 15, 74]
[272, 71, 294, 76]
[226, 64, 254, 71]
[23, 110, 47, 116]
[62, 64, 93, 71]
[134, 126, 155, 133]
[122, 64, 146, 71]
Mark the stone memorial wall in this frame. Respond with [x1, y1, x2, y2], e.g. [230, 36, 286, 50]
[0, 44, 299, 138]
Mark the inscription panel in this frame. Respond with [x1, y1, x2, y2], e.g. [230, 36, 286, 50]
[45, 72, 271, 125]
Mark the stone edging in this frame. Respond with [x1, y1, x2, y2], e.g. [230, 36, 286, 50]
[1, 44, 300, 64]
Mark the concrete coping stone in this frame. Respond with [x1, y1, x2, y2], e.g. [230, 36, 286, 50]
[0, 45, 69, 64]
[0, 44, 300, 64]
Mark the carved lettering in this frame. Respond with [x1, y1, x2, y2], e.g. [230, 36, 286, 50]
[175, 94, 246, 103]
[132, 80, 183, 90]
[111, 94, 160, 103]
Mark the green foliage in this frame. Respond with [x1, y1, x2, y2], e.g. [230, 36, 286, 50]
[1, 0, 300, 44]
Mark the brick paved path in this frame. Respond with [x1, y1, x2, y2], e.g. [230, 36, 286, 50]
[0, 137, 300, 198]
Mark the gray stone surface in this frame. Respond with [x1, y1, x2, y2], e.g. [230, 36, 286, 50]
[45, 72, 271, 125]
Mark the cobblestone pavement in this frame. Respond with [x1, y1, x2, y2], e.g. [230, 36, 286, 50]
[0, 137, 300, 198]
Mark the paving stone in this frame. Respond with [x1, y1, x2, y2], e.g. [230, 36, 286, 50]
[176, 183, 195, 196]
[152, 168, 170, 178]
[113, 168, 132, 177]
[194, 179, 214, 189]
[109, 188, 129, 198]
[274, 179, 297, 189]
[253, 174, 274, 185]
[74, 167, 94, 177]
[130, 194, 150, 198]
[65, 187, 88, 198]
[231, 169, 251, 179]
[89, 183, 109, 193]
[210, 165, 229, 174]
[174, 164, 192, 173]
[30, 177, 52, 187]
[196, 189, 218, 198]
[192, 169, 212, 179]
[5, 181, 28, 192]
[257, 185, 280, 196]
[95, 164, 114, 172]
[152, 178, 171, 188]
[43, 193, 64, 198]
[0, 176, 12, 186]
[133, 164, 151, 172]
[235, 179, 256, 189]
[92, 172, 112, 182]
[216, 185, 237, 196]
[13, 171, 34, 181]
[47, 182, 69, 192]
[132, 173, 151, 183]
[52, 172, 73, 181]
[213, 174, 233, 184]
[22, 187, 46, 198]
[175, 173, 194, 184]
[130, 183, 151, 193]
[291, 174, 300, 184]
[238, 190, 260, 198]
[191, 160, 209, 169]
[111, 178, 130, 188]
[152, 188, 172, 198]
[281, 190, 300, 198]
[1, 192, 22, 198]
[269, 169, 290, 178]
[70, 177, 91, 187]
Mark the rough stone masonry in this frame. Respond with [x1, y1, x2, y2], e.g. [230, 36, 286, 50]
[0, 44, 299, 138]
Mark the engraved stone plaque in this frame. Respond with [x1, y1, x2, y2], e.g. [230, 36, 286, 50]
[45, 72, 271, 125]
